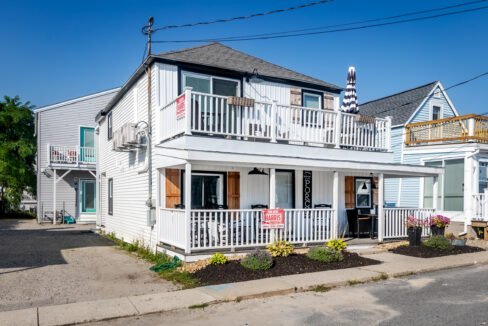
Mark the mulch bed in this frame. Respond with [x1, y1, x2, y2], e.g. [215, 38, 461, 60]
[192, 252, 381, 286]
[390, 245, 484, 258]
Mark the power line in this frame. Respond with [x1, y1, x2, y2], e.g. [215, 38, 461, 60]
[198, 0, 488, 42]
[147, 0, 334, 33]
[152, 5, 488, 43]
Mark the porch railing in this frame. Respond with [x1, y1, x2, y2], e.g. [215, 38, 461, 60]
[159, 88, 391, 152]
[159, 208, 335, 252]
[48, 144, 96, 166]
[473, 193, 487, 220]
[383, 208, 434, 239]
[405, 114, 488, 146]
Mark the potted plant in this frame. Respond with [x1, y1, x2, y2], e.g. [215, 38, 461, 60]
[429, 214, 450, 236]
[445, 232, 467, 246]
[405, 215, 425, 246]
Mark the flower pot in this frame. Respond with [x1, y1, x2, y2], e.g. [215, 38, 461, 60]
[430, 226, 445, 236]
[407, 227, 422, 246]
[451, 239, 467, 247]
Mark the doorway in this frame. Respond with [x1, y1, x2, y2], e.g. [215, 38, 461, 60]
[80, 179, 96, 214]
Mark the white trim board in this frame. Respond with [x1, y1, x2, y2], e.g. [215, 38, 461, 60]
[35, 88, 120, 113]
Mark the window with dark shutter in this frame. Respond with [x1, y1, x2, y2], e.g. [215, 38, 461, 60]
[108, 178, 113, 215]
[107, 112, 113, 140]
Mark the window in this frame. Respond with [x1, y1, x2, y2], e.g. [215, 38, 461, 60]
[108, 178, 113, 215]
[107, 112, 113, 140]
[423, 158, 464, 211]
[181, 172, 225, 209]
[432, 106, 441, 120]
[302, 92, 322, 109]
[355, 178, 372, 208]
[182, 72, 239, 96]
[276, 170, 295, 209]
[480, 162, 488, 192]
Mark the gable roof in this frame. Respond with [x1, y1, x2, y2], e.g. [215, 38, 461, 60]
[154, 43, 342, 92]
[359, 81, 438, 126]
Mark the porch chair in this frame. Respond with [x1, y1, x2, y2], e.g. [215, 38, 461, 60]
[357, 208, 373, 238]
[251, 204, 268, 209]
[346, 209, 358, 237]
[174, 203, 185, 209]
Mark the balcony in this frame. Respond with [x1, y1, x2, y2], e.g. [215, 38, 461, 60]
[405, 114, 488, 146]
[47, 144, 96, 168]
[160, 89, 392, 152]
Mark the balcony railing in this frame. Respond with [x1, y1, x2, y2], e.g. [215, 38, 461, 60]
[48, 144, 96, 166]
[405, 114, 488, 146]
[160, 88, 391, 152]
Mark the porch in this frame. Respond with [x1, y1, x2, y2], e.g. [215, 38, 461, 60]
[48, 144, 96, 168]
[159, 88, 391, 152]
[157, 161, 441, 255]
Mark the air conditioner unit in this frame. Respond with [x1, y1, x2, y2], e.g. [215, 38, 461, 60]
[122, 123, 138, 145]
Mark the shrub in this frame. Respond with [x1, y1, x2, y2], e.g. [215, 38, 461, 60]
[240, 250, 273, 271]
[307, 246, 343, 263]
[210, 253, 228, 265]
[326, 239, 347, 252]
[266, 240, 294, 257]
[423, 236, 453, 251]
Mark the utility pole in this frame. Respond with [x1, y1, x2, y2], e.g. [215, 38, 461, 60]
[143, 17, 155, 224]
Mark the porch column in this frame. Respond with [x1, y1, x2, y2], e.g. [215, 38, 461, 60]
[377, 173, 384, 243]
[184, 163, 192, 254]
[184, 87, 193, 136]
[332, 171, 339, 238]
[269, 168, 276, 208]
[53, 169, 57, 225]
[432, 176, 439, 211]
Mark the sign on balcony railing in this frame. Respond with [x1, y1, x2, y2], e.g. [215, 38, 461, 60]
[176, 94, 186, 120]
[262, 209, 285, 229]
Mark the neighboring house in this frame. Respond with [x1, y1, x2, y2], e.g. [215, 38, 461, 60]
[95, 42, 441, 260]
[35, 88, 119, 224]
[361, 81, 487, 230]
[19, 191, 37, 213]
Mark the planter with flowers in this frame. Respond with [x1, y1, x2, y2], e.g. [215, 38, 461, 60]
[406, 215, 426, 246]
[429, 214, 450, 236]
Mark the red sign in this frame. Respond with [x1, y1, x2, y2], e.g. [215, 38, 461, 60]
[176, 94, 186, 119]
[262, 209, 285, 229]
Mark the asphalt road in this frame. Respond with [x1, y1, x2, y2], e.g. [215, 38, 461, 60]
[89, 264, 488, 326]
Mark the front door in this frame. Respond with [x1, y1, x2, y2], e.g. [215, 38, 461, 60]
[185, 173, 224, 209]
[80, 127, 95, 162]
[276, 170, 295, 208]
[80, 179, 96, 213]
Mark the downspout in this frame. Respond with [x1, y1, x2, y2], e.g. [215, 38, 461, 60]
[95, 125, 101, 229]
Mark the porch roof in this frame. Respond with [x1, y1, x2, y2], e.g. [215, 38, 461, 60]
[154, 148, 444, 178]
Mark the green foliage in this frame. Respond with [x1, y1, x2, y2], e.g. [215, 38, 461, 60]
[423, 236, 453, 251]
[0, 96, 36, 213]
[240, 250, 273, 271]
[266, 240, 294, 257]
[307, 246, 344, 263]
[210, 252, 228, 265]
[326, 239, 348, 252]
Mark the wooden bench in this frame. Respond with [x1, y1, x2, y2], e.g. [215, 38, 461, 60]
[471, 220, 488, 240]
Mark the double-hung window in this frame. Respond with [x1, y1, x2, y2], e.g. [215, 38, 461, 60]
[108, 178, 113, 215]
[107, 112, 113, 140]
[355, 178, 372, 208]
[302, 92, 322, 109]
[432, 105, 441, 121]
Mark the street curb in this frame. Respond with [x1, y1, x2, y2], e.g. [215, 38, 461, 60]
[2, 252, 488, 326]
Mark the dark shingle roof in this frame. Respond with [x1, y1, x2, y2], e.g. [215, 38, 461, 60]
[154, 42, 341, 91]
[359, 81, 438, 126]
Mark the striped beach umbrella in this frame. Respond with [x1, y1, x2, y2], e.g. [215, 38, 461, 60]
[341, 66, 358, 114]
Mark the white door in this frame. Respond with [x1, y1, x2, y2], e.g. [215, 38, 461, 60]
[276, 171, 295, 209]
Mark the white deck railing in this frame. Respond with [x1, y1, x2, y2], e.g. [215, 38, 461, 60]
[473, 193, 487, 220]
[159, 89, 391, 152]
[159, 208, 335, 252]
[48, 145, 96, 166]
[383, 208, 434, 239]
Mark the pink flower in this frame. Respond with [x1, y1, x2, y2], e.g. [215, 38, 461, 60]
[429, 214, 451, 228]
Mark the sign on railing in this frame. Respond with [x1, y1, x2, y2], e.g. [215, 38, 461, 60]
[176, 94, 185, 120]
[262, 209, 285, 229]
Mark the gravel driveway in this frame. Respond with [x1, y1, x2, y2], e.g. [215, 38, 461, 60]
[0, 219, 176, 312]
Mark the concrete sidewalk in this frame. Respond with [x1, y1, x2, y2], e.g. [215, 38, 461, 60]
[2, 250, 488, 326]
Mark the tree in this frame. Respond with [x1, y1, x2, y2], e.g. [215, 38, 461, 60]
[0, 96, 36, 213]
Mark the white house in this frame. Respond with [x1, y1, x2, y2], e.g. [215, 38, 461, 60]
[95, 43, 442, 260]
[361, 81, 488, 233]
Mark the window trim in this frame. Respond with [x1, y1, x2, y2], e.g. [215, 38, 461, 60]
[180, 170, 228, 209]
[301, 90, 323, 109]
[108, 178, 113, 215]
[354, 177, 372, 209]
[431, 104, 442, 121]
[107, 112, 113, 140]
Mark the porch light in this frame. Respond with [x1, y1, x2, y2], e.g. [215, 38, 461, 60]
[248, 167, 268, 176]
[249, 68, 263, 84]
[361, 182, 368, 190]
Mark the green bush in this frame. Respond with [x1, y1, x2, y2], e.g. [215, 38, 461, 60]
[307, 246, 343, 263]
[266, 240, 294, 257]
[210, 253, 228, 265]
[423, 236, 453, 251]
[326, 239, 348, 252]
[240, 250, 273, 271]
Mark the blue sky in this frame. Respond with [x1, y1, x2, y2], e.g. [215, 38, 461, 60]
[1, 0, 487, 114]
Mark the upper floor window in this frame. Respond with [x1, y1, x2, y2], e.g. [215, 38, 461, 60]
[432, 106, 441, 121]
[302, 92, 322, 109]
[107, 112, 113, 140]
[182, 72, 239, 96]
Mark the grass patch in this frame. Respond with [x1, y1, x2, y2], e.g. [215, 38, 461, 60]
[312, 285, 333, 293]
[371, 273, 389, 282]
[347, 279, 365, 286]
[100, 231, 198, 288]
[188, 303, 209, 309]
